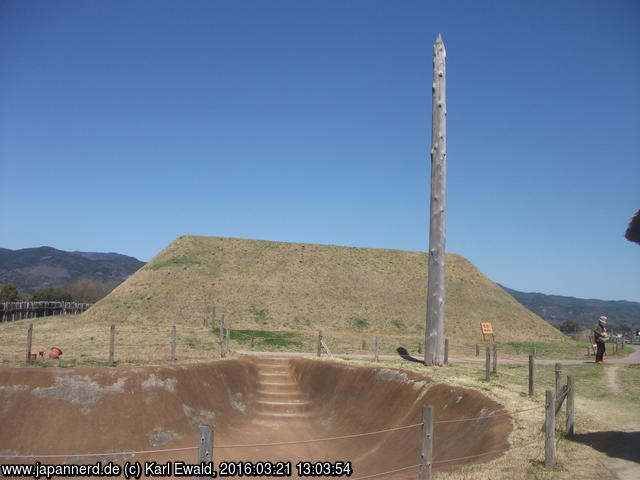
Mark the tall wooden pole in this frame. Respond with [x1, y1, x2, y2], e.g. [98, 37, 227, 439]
[425, 33, 447, 366]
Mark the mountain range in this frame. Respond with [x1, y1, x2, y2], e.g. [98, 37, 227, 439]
[500, 285, 640, 329]
[0, 247, 145, 294]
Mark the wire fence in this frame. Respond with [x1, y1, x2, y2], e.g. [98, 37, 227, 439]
[0, 403, 548, 480]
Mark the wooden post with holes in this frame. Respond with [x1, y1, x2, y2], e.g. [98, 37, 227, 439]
[485, 347, 491, 381]
[492, 344, 497, 374]
[528, 355, 535, 396]
[317, 331, 323, 357]
[374, 336, 380, 362]
[197, 424, 213, 480]
[566, 375, 574, 435]
[545, 389, 556, 468]
[424, 33, 447, 367]
[26, 323, 33, 363]
[444, 338, 449, 364]
[420, 405, 433, 480]
[109, 324, 116, 364]
[555, 363, 562, 398]
[476, 344, 479, 357]
[171, 325, 177, 361]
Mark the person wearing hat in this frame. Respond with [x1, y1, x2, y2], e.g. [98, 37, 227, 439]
[593, 315, 609, 363]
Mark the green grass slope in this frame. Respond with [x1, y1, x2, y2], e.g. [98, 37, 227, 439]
[84, 236, 565, 344]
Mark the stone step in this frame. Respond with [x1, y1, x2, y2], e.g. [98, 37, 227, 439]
[256, 389, 306, 397]
[257, 399, 311, 406]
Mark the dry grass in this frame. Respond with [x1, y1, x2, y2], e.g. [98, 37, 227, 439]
[84, 236, 566, 344]
[335, 356, 639, 480]
[0, 315, 222, 367]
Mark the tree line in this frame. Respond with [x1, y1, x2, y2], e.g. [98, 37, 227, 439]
[0, 278, 112, 303]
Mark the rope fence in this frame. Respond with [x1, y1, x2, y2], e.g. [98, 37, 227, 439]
[0, 398, 563, 480]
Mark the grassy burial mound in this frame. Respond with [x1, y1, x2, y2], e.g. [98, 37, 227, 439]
[84, 236, 565, 344]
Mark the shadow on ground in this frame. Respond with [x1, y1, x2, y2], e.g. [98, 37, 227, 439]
[569, 431, 640, 463]
[397, 347, 422, 363]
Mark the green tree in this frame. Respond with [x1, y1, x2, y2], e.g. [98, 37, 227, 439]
[64, 278, 112, 303]
[31, 287, 73, 302]
[0, 284, 20, 302]
[625, 209, 640, 244]
[559, 320, 581, 334]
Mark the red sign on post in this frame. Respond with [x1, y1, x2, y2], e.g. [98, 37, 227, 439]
[481, 323, 495, 341]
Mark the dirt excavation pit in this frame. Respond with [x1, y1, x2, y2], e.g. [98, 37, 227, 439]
[0, 357, 512, 477]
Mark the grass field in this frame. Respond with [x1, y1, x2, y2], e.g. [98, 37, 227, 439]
[0, 313, 628, 368]
[338, 354, 640, 480]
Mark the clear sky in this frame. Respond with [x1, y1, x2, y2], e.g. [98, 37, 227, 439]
[1, 1, 638, 301]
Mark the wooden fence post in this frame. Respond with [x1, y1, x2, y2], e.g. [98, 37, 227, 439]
[250, 336, 255, 348]
[362, 339, 367, 350]
[418, 342, 422, 354]
[198, 424, 213, 480]
[203, 307, 208, 327]
[420, 405, 433, 480]
[171, 325, 177, 361]
[444, 338, 449, 364]
[211, 306, 216, 329]
[476, 344, 479, 357]
[555, 363, 562, 398]
[219, 314, 225, 357]
[226, 325, 231, 352]
[26, 323, 33, 363]
[374, 336, 380, 362]
[109, 324, 116, 363]
[545, 389, 556, 468]
[566, 375, 574, 435]
[485, 347, 491, 381]
[492, 344, 498, 374]
[317, 331, 323, 357]
[528, 354, 534, 396]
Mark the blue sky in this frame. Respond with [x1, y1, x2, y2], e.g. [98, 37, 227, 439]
[1, 1, 638, 301]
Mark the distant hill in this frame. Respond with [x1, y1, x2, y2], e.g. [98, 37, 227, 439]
[500, 285, 640, 329]
[84, 235, 566, 344]
[0, 247, 145, 294]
